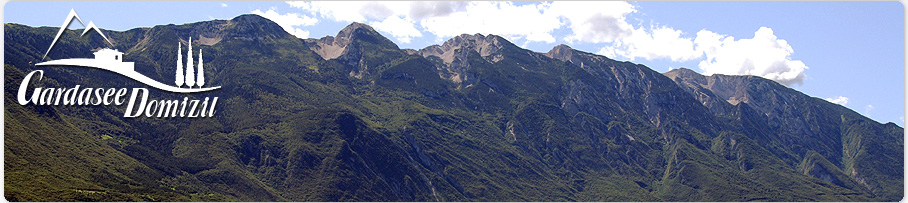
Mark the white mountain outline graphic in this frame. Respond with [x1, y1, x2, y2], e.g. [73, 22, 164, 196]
[44, 9, 112, 59]
[37, 9, 220, 93]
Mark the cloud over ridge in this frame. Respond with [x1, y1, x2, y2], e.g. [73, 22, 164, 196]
[251, 8, 317, 38]
[259, 1, 809, 86]
[825, 96, 849, 106]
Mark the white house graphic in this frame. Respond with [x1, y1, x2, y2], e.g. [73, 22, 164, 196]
[93, 48, 122, 61]
[92, 48, 134, 71]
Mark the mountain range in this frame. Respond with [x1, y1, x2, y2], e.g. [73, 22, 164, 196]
[4, 14, 903, 201]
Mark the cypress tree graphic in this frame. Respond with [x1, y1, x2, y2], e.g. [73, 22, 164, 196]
[175, 42, 184, 87]
[185, 37, 195, 87]
[197, 49, 205, 87]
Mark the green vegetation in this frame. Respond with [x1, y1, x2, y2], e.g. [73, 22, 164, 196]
[4, 15, 902, 201]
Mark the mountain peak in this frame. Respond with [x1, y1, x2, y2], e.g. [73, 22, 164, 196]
[4, 15, 903, 201]
[334, 22, 397, 48]
[664, 68, 711, 92]
[340, 22, 376, 34]
[226, 14, 289, 40]
[664, 68, 703, 80]
[551, 44, 573, 51]
[545, 44, 576, 62]
[305, 22, 397, 60]
[442, 33, 503, 50]
[231, 14, 271, 23]
[411, 33, 512, 86]
[418, 33, 506, 64]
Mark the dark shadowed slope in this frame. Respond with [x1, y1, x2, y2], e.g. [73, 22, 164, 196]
[4, 15, 901, 201]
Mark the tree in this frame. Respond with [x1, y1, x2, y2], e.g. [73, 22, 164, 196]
[198, 49, 205, 87]
[175, 42, 184, 87]
[186, 37, 195, 87]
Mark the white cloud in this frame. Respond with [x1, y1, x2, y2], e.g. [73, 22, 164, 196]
[288, 28, 310, 39]
[278, 1, 809, 86]
[409, 1, 468, 20]
[546, 3, 807, 86]
[696, 27, 808, 86]
[251, 8, 318, 38]
[221, 3, 228, 8]
[372, 15, 422, 43]
[547, 1, 636, 44]
[825, 96, 849, 106]
[287, 1, 563, 44]
[595, 26, 809, 88]
[290, 1, 410, 23]
[598, 26, 700, 62]
[286, 1, 307, 9]
[603, 26, 810, 86]
[288, 1, 419, 42]
[418, 2, 560, 43]
[864, 104, 875, 116]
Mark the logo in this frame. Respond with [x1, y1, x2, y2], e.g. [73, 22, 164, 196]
[17, 9, 221, 118]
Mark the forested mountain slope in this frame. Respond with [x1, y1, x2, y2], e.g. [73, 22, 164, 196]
[4, 14, 902, 201]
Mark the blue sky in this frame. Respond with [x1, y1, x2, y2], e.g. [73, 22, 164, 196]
[4, 1, 904, 125]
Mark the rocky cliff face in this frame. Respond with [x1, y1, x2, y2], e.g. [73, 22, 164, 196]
[665, 68, 903, 200]
[663, 68, 738, 116]
[304, 22, 375, 60]
[4, 17, 902, 201]
[544, 44, 578, 63]
[414, 33, 509, 87]
[304, 22, 402, 79]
